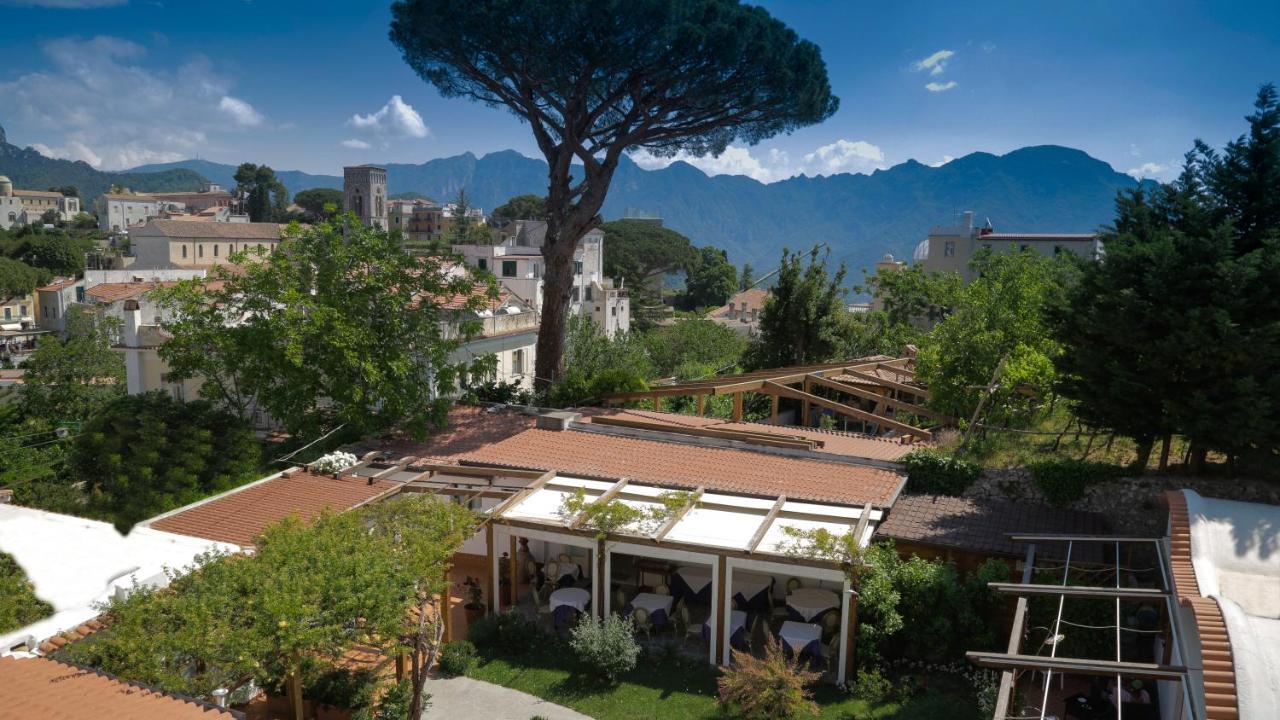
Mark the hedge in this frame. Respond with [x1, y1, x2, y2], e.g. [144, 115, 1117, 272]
[902, 450, 981, 496]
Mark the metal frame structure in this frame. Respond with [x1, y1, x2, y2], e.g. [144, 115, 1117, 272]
[967, 534, 1201, 720]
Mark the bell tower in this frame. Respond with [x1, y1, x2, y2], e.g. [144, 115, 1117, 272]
[342, 165, 387, 229]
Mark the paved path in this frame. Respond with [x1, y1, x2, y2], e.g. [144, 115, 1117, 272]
[421, 674, 593, 720]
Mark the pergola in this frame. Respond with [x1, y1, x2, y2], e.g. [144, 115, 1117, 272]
[483, 472, 881, 682]
[600, 356, 940, 441]
[967, 534, 1200, 720]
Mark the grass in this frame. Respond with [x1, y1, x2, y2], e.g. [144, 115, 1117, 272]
[465, 649, 982, 720]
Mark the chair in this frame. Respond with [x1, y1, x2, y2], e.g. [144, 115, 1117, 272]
[768, 592, 788, 625]
[544, 561, 560, 582]
[821, 610, 839, 641]
[632, 607, 653, 639]
[521, 558, 538, 584]
[558, 552, 573, 565]
[613, 589, 628, 616]
[536, 584, 552, 618]
[823, 634, 840, 674]
[679, 604, 701, 641]
[654, 583, 670, 596]
[785, 577, 803, 593]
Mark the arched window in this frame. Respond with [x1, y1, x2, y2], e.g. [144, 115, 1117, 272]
[6, 213, 14, 222]
[182, 244, 187, 259]
[353, 191, 363, 217]
[198, 244, 204, 258]
[213, 244, 219, 257]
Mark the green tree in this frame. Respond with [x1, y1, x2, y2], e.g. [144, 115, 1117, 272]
[859, 264, 962, 329]
[22, 231, 96, 276]
[152, 216, 493, 439]
[233, 163, 287, 222]
[71, 392, 260, 532]
[682, 246, 737, 310]
[293, 188, 344, 219]
[739, 262, 755, 291]
[643, 318, 747, 377]
[391, 0, 839, 391]
[446, 188, 492, 244]
[0, 257, 46, 298]
[919, 250, 1078, 424]
[491, 193, 547, 223]
[548, 316, 653, 406]
[745, 246, 847, 369]
[48, 185, 79, 197]
[599, 220, 698, 309]
[20, 306, 124, 424]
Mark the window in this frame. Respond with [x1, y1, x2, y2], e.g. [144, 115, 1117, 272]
[198, 244, 204, 258]
[213, 244, 219, 257]
[570, 287, 580, 302]
[512, 349, 525, 375]
[19, 305, 27, 316]
[943, 241, 956, 257]
[611, 306, 617, 316]
[585, 286, 593, 301]
[75, 287, 84, 302]
[478, 258, 488, 271]
[573, 260, 583, 275]
[6, 213, 14, 222]
[3, 308, 10, 320]
[501, 260, 518, 277]
[182, 244, 187, 259]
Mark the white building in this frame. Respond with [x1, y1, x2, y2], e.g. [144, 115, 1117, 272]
[0, 176, 81, 229]
[34, 277, 82, 334]
[97, 193, 163, 232]
[454, 220, 630, 337]
[128, 219, 285, 269]
[913, 210, 1100, 281]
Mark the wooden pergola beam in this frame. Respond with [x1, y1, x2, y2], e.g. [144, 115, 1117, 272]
[569, 477, 631, 529]
[761, 381, 932, 440]
[600, 358, 900, 401]
[486, 469, 557, 520]
[589, 415, 820, 450]
[745, 496, 787, 553]
[966, 651, 1188, 681]
[839, 369, 930, 399]
[653, 486, 703, 541]
[806, 373, 944, 421]
[988, 582, 1169, 600]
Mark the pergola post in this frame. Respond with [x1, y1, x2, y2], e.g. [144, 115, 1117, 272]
[653, 396, 663, 412]
[770, 394, 780, 425]
[841, 581, 858, 684]
[721, 560, 736, 665]
[508, 534, 519, 607]
[731, 392, 743, 421]
[801, 378, 811, 426]
[485, 522, 497, 615]
[714, 555, 728, 665]
[442, 587, 453, 642]
[696, 394, 705, 416]
[596, 537, 607, 619]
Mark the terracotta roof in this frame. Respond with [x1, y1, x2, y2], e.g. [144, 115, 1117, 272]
[455, 426, 902, 507]
[877, 494, 1112, 558]
[148, 470, 398, 548]
[708, 288, 769, 318]
[86, 281, 177, 303]
[13, 189, 66, 199]
[101, 193, 159, 202]
[36, 617, 109, 655]
[1166, 490, 1238, 720]
[0, 656, 242, 719]
[584, 408, 919, 462]
[140, 220, 286, 240]
[370, 405, 537, 459]
[36, 277, 77, 292]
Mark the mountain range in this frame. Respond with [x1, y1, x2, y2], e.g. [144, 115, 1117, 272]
[2, 120, 1150, 272]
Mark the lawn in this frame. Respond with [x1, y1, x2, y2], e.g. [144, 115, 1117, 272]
[464, 650, 983, 720]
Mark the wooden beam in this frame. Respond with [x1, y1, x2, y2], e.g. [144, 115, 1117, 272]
[840, 369, 929, 399]
[653, 487, 703, 541]
[731, 392, 743, 421]
[988, 582, 1169, 600]
[486, 469, 557, 520]
[851, 503, 873, 549]
[993, 545, 1036, 719]
[770, 394, 780, 425]
[589, 415, 819, 449]
[761, 381, 932, 440]
[801, 378, 811, 427]
[652, 396, 662, 412]
[807, 373, 944, 421]
[407, 461, 549, 480]
[965, 651, 1188, 681]
[696, 394, 705, 416]
[596, 537, 607, 619]
[484, 522, 496, 616]
[745, 495, 787, 553]
[570, 477, 630, 529]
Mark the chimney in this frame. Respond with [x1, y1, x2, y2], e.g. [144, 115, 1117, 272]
[536, 411, 581, 431]
[211, 688, 229, 708]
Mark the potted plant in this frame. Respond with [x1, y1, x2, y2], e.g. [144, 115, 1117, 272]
[463, 577, 486, 625]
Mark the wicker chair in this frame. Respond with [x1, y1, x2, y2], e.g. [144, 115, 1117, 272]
[613, 589, 628, 616]
[821, 610, 840, 640]
[653, 583, 670, 596]
[558, 552, 573, 565]
[632, 607, 653, 639]
[544, 561, 560, 582]
[785, 577, 803, 593]
[823, 634, 840, 674]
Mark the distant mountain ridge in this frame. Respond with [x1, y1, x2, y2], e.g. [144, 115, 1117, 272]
[129, 146, 1148, 272]
[2, 116, 1146, 272]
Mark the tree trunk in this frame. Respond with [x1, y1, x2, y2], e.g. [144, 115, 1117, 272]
[1190, 444, 1208, 474]
[286, 669, 304, 720]
[1131, 437, 1154, 474]
[1158, 434, 1172, 472]
[533, 150, 620, 393]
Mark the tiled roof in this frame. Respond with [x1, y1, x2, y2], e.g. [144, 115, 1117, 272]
[86, 281, 177, 303]
[584, 408, 919, 462]
[140, 220, 286, 240]
[36, 277, 77, 292]
[0, 656, 242, 719]
[13, 189, 66, 199]
[148, 470, 398, 548]
[36, 617, 109, 655]
[708, 288, 769, 317]
[369, 405, 537, 459]
[456, 426, 903, 507]
[877, 494, 1112, 558]
[102, 193, 159, 202]
[1166, 490, 1238, 720]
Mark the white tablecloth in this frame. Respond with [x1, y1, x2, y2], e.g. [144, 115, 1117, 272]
[787, 588, 839, 621]
[732, 572, 773, 600]
[705, 609, 748, 636]
[675, 565, 712, 594]
[550, 587, 590, 612]
[630, 592, 674, 617]
[778, 620, 822, 650]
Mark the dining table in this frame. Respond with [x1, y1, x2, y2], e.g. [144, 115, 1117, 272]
[703, 609, 749, 651]
[627, 592, 675, 629]
[786, 587, 840, 623]
[778, 620, 823, 669]
[549, 587, 590, 629]
[732, 572, 774, 612]
[671, 565, 713, 604]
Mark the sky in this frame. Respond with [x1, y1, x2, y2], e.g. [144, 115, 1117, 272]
[0, 0, 1277, 183]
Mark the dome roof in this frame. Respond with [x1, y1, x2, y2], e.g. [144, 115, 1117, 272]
[912, 239, 930, 262]
[0, 176, 11, 183]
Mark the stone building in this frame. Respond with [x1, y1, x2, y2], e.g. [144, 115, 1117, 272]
[343, 165, 387, 229]
[0, 176, 81, 229]
[129, 219, 285, 269]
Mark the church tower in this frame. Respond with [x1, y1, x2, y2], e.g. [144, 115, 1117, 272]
[343, 165, 387, 229]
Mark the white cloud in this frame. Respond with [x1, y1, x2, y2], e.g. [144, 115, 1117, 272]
[1, 0, 127, 7]
[802, 140, 885, 176]
[631, 138, 887, 183]
[913, 49, 954, 76]
[930, 155, 955, 167]
[0, 35, 265, 170]
[341, 138, 372, 150]
[218, 96, 263, 127]
[347, 95, 429, 140]
[1127, 161, 1177, 181]
[926, 81, 958, 92]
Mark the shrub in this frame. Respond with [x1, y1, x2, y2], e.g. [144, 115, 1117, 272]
[568, 615, 640, 682]
[902, 450, 980, 496]
[305, 666, 380, 710]
[467, 609, 546, 656]
[437, 640, 478, 676]
[1028, 458, 1125, 507]
[717, 635, 821, 720]
[353, 679, 415, 720]
[852, 666, 892, 703]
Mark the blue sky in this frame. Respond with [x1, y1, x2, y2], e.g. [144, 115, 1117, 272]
[0, 0, 1276, 183]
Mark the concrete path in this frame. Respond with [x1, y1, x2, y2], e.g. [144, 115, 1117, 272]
[421, 674, 593, 720]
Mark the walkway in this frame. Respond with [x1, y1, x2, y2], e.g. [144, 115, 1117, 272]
[421, 674, 592, 720]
